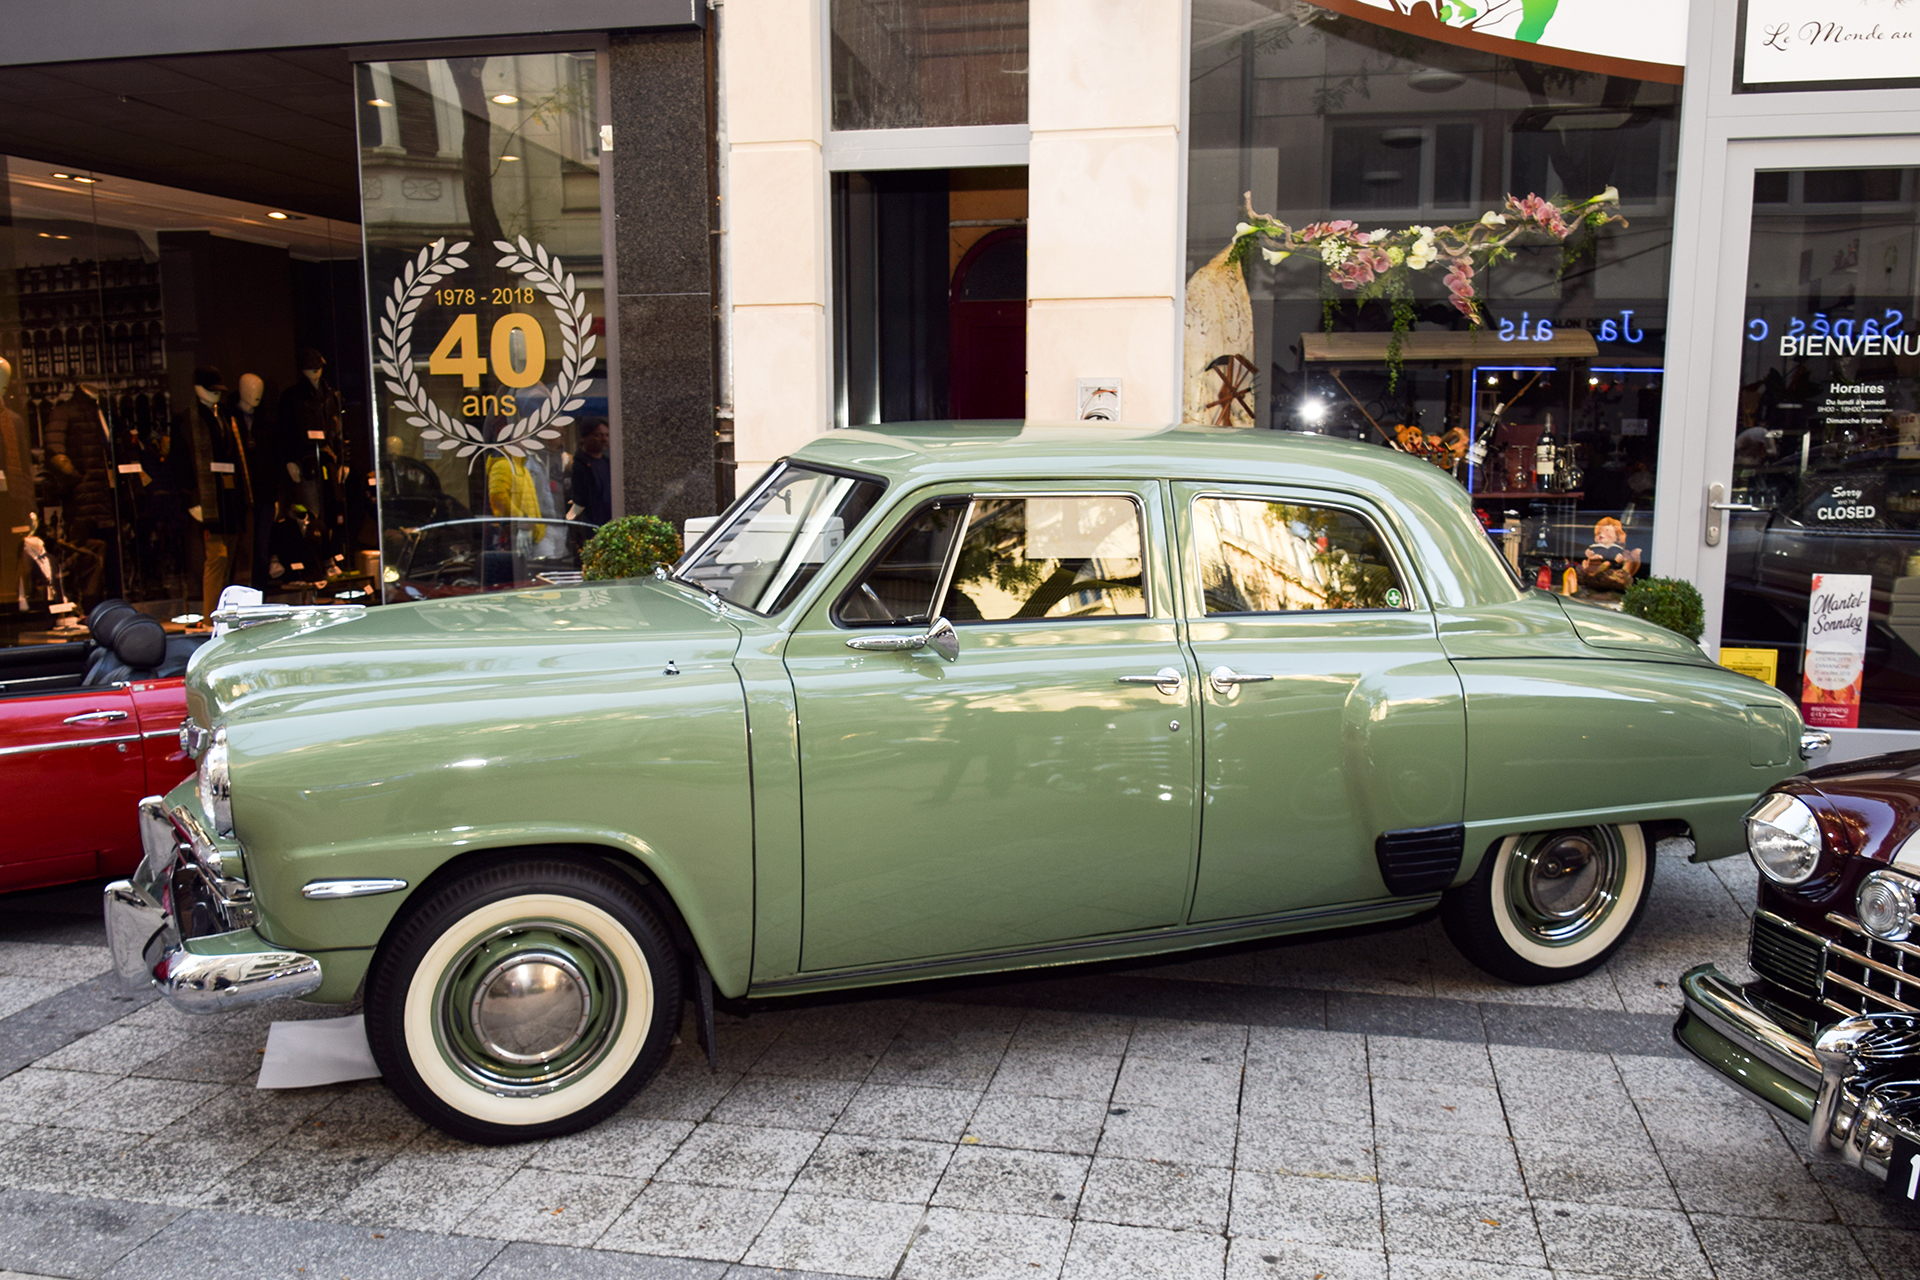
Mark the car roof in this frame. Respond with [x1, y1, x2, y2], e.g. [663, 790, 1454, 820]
[786, 421, 1520, 609]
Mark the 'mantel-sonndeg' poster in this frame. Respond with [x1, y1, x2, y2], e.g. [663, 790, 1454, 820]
[1802, 574, 1872, 728]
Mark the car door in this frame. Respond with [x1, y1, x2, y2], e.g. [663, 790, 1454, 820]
[0, 682, 146, 889]
[784, 482, 1198, 972]
[1174, 484, 1467, 923]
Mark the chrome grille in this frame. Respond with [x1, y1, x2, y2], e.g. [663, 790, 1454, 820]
[1823, 869, 1920, 1018]
[1750, 911, 1824, 999]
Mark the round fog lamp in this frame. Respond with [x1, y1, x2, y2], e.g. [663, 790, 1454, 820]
[1746, 792, 1823, 885]
[1857, 871, 1916, 941]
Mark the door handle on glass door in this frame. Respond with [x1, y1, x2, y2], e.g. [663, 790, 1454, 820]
[1208, 666, 1273, 696]
[1117, 668, 1185, 697]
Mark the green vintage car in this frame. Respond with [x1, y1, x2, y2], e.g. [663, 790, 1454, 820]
[107, 423, 1818, 1142]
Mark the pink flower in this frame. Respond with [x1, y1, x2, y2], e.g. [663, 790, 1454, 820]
[1329, 246, 1392, 290]
[1300, 219, 1359, 240]
[1444, 259, 1477, 317]
[1508, 193, 1571, 239]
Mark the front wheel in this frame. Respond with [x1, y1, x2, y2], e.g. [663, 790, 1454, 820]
[366, 858, 681, 1144]
[1440, 824, 1653, 985]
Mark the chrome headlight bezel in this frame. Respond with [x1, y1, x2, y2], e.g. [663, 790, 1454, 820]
[1746, 792, 1824, 886]
[196, 727, 233, 837]
[1857, 870, 1917, 942]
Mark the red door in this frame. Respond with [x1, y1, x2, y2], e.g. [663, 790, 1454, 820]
[0, 685, 147, 889]
[949, 227, 1027, 420]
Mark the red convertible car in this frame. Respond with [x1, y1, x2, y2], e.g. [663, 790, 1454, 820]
[0, 601, 206, 892]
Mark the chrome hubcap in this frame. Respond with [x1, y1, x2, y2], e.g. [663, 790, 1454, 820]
[470, 951, 592, 1064]
[1507, 830, 1623, 945]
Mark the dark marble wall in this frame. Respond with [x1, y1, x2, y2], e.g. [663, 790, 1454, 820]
[609, 29, 720, 528]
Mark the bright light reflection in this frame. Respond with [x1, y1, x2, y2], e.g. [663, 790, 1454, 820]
[449, 758, 488, 769]
[1298, 399, 1327, 424]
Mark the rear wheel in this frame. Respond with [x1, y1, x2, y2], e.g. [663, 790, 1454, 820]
[366, 858, 680, 1144]
[1441, 824, 1653, 984]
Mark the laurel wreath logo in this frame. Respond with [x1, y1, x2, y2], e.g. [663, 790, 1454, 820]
[376, 236, 598, 462]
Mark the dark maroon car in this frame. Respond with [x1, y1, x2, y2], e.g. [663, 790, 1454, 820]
[1678, 749, 1920, 1204]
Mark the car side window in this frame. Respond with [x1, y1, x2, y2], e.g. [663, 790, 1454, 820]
[1194, 496, 1408, 614]
[940, 496, 1147, 622]
[835, 502, 967, 626]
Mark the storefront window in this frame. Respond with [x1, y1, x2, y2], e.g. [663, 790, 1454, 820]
[1186, 3, 1678, 605]
[358, 51, 609, 603]
[1721, 167, 1920, 730]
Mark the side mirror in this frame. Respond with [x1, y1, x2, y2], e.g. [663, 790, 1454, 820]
[845, 615, 960, 663]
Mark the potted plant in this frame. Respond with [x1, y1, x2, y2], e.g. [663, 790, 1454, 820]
[1620, 576, 1705, 642]
[580, 515, 683, 581]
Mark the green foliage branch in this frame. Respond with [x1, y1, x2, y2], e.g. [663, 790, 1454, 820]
[1620, 576, 1705, 643]
[580, 515, 683, 581]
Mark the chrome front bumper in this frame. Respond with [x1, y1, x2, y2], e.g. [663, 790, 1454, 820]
[1677, 963, 1920, 1190]
[104, 796, 322, 1013]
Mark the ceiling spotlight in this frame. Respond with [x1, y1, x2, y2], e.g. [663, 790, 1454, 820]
[500, 154, 521, 162]
[70, 174, 97, 184]
[491, 93, 520, 105]
[50, 171, 70, 179]
[368, 97, 392, 108]
[1379, 127, 1425, 150]
[1407, 67, 1466, 93]
[266, 211, 289, 220]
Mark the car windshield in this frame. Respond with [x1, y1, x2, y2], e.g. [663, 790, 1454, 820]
[677, 463, 884, 613]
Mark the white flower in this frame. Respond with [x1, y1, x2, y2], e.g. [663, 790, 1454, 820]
[1369, 229, 1390, 242]
[1598, 186, 1619, 205]
[1260, 246, 1291, 265]
[1322, 241, 1353, 266]
[1480, 212, 1507, 227]
[1234, 221, 1256, 238]
[1411, 225, 1433, 237]
[1407, 247, 1434, 270]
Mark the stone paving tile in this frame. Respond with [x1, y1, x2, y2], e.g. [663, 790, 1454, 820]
[654, 1122, 821, 1192]
[1060, 1220, 1225, 1280]
[1110, 1056, 1241, 1114]
[1378, 1186, 1545, 1267]
[1384, 1258, 1555, 1280]
[98, 1208, 504, 1280]
[55, 1076, 226, 1133]
[132, 1031, 269, 1084]
[1366, 1033, 1495, 1086]
[1096, 1099, 1239, 1167]
[740, 1193, 922, 1279]
[1078, 1156, 1230, 1233]
[789, 1134, 953, 1203]
[965, 1091, 1105, 1154]
[868, 1032, 1008, 1092]
[710, 1075, 860, 1131]
[1232, 1113, 1375, 1182]
[832, 1082, 978, 1143]
[987, 1049, 1120, 1102]
[1532, 1199, 1710, 1278]
[31, 1022, 192, 1074]
[0, 1121, 147, 1198]
[0, 943, 112, 984]
[336, 1153, 518, 1234]
[1007, 1011, 1133, 1056]
[1225, 1237, 1388, 1280]
[1689, 1212, 1881, 1280]
[897, 1206, 1072, 1280]
[525, 1114, 693, 1180]
[203, 1147, 391, 1219]
[480, 1240, 727, 1278]
[1374, 1129, 1523, 1195]
[931, 1145, 1090, 1219]
[624, 1064, 744, 1122]
[1246, 1025, 1366, 1074]
[1229, 1170, 1381, 1249]
[1239, 1067, 1371, 1122]
[1124, 1018, 1247, 1065]
[0, 1187, 179, 1278]
[459, 1169, 643, 1247]
[0, 978, 77, 1022]
[1370, 1076, 1508, 1138]
[599, 1182, 782, 1262]
[1512, 1134, 1679, 1211]
[0, 1066, 120, 1122]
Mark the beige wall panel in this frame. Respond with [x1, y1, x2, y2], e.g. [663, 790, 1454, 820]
[722, 0, 822, 146]
[1027, 129, 1181, 302]
[732, 303, 829, 468]
[1025, 297, 1177, 423]
[728, 146, 827, 308]
[1029, 0, 1182, 133]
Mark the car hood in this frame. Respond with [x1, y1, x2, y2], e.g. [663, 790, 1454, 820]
[1780, 750, 1920, 868]
[185, 579, 740, 726]
[1554, 595, 1713, 664]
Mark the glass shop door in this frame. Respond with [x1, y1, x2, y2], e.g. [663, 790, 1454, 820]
[1708, 143, 1920, 740]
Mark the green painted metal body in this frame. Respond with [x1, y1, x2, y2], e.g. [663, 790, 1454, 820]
[178, 423, 1806, 1002]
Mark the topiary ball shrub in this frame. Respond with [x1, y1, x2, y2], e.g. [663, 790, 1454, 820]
[1620, 575, 1705, 642]
[580, 515, 683, 581]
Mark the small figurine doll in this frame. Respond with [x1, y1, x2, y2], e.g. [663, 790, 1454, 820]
[1578, 516, 1642, 593]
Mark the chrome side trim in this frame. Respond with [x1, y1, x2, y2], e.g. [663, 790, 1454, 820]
[1801, 728, 1832, 759]
[302, 878, 409, 900]
[151, 939, 322, 1011]
[0, 733, 140, 758]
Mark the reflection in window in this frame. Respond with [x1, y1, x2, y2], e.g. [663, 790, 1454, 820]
[679, 463, 884, 614]
[1195, 498, 1406, 613]
[837, 501, 966, 625]
[941, 496, 1145, 622]
[831, 0, 1028, 131]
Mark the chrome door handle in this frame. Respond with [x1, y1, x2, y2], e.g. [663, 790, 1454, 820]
[1705, 481, 1764, 547]
[63, 710, 130, 725]
[1118, 667, 1186, 697]
[1208, 665, 1274, 696]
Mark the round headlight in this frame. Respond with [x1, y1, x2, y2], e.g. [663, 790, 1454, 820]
[1746, 792, 1823, 885]
[1857, 871, 1917, 941]
[197, 727, 233, 836]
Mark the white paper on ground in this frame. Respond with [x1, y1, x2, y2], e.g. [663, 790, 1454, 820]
[256, 1014, 381, 1089]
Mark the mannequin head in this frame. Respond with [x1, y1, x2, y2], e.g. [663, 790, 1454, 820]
[193, 367, 226, 409]
[237, 373, 264, 413]
[298, 348, 326, 388]
[0, 356, 11, 400]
